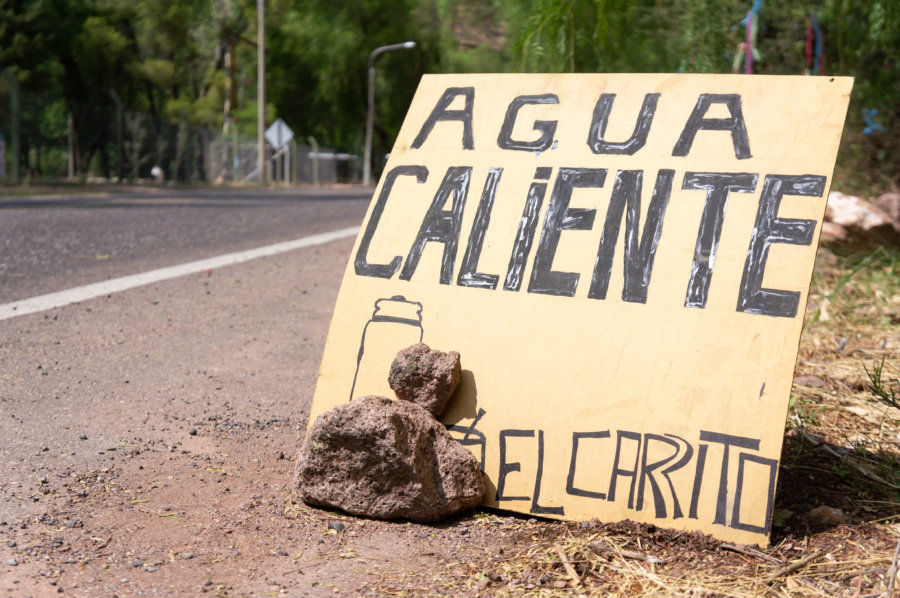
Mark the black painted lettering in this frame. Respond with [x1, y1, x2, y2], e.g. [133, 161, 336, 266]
[589, 169, 674, 302]
[607, 430, 641, 509]
[699, 430, 760, 526]
[737, 175, 824, 318]
[660, 434, 693, 520]
[504, 169, 551, 291]
[355, 165, 428, 278]
[565, 431, 611, 499]
[497, 94, 559, 152]
[447, 407, 487, 472]
[400, 167, 471, 284]
[411, 87, 475, 150]
[635, 434, 680, 519]
[457, 168, 503, 290]
[495, 429, 534, 502]
[682, 172, 758, 308]
[531, 430, 564, 515]
[730, 453, 778, 534]
[672, 94, 752, 159]
[688, 443, 708, 520]
[528, 168, 606, 297]
[587, 93, 660, 155]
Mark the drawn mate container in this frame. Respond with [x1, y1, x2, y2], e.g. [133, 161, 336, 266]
[349, 296, 424, 400]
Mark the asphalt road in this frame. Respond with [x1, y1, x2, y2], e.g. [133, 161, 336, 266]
[0, 186, 372, 304]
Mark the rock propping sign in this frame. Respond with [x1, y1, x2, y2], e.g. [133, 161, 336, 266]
[306, 73, 853, 545]
[296, 344, 484, 522]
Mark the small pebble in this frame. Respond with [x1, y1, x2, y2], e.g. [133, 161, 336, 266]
[327, 521, 345, 533]
[65, 519, 77, 529]
[189, 429, 197, 436]
[7, 559, 18, 566]
[145, 567, 158, 572]
[6, 540, 16, 548]
[277, 549, 289, 556]
[132, 560, 143, 568]
[180, 552, 196, 560]
[79, 434, 87, 441]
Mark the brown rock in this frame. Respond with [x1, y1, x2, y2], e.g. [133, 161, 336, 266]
[388, 343, 461, 419]
[804, 505, 847, 528]
[823, 191, 900, 246]
[294, 396, 484, 522]
[874, 192, 900, 234]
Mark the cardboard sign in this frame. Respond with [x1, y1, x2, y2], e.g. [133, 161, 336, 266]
[308, 74, 852, 545]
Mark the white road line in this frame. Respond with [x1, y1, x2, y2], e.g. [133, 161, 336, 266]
[0, 226, 360, 321]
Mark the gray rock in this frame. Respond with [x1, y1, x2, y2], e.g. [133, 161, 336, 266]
[295, 396, 484, 522]
[388, 343, 461, 418]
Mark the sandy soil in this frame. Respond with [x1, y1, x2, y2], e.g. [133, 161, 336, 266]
[0, 238, 531, 597]
[2, 237, 898, 597]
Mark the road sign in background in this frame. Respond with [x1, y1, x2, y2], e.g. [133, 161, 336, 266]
[265, 118, 294, 149]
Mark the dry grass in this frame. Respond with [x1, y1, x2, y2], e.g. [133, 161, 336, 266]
[446, 245, 900, 597]
[287, 245, 900, 597]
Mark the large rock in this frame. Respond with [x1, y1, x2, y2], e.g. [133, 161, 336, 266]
[388, 343, 461, 419]
[874, 192, 900, 233]
[822, 191, 900, 246]
[295, 396, 484, 522]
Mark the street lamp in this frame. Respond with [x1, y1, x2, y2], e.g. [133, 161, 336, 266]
[363, 41, 416, 186]
[257, 0, 266, 186]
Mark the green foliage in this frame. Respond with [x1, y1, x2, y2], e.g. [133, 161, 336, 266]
[511, 0, 898, 191]
[0, 0, 895, 185]
[865, 358, 900, 413]
[787, 394, 819, 429]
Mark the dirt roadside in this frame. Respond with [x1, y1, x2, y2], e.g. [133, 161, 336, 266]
[2, 236, 899, 597]
[0, 238, 536, 597]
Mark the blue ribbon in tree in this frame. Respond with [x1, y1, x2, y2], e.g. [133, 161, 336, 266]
[862, 108, 885, 135]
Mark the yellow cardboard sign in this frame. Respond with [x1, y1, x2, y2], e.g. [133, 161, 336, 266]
[308, 74, 852, 545]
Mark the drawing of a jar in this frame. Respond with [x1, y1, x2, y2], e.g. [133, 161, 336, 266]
[349, 295, 424, 400]
[447, 408, 487, 472]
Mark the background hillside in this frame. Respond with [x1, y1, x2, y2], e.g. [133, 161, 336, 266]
[0, 0, 896, 190]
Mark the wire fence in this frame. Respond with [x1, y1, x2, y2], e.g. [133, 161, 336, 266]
[0, 81, 359, 186]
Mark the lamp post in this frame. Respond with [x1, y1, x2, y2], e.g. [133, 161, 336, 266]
[363, 41, 415, 187]
[257, 0, 266, 186]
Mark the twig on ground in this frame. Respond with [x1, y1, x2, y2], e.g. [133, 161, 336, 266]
[555, 544, 581, 586]
[796, 427, 900, 490]
[764, 551, 826, 584]
[588, 540, 663, 564]
[848, 570, 865, 598]
[887, 540, 900, 597]
[722, 543, 781, 565]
